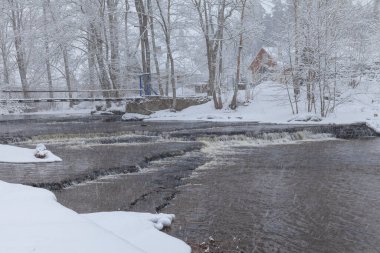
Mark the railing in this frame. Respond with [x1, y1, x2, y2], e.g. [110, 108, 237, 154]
[0, 88, 152, 103]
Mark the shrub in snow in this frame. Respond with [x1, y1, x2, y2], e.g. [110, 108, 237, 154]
[0, 93, 29, 115]
[288, 114, 322, 122]
[95, 104, 107, 111]
[0, 92, 30, 115]
[34, 144, 49, 159]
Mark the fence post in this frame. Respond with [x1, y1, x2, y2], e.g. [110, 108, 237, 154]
[147, 75, 151, 96]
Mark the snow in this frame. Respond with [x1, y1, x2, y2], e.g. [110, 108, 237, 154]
[122, 113, 150, 121]
[0, 180, 190, 253]
[148, 81, 380, 133]
[288, 113, 322, 122]
[148, 82, 301, 122]
[84, 212, 189, 253]
[0, 144, 62, 163]
[263, 47, 279, 60]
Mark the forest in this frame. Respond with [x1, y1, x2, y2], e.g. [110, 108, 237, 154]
[0, 0, 378, 116]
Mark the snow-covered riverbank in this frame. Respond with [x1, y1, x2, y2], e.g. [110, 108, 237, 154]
[146, 82, 380, 133]
[0, 179, 190, 253]
[0, 143, 189, 253]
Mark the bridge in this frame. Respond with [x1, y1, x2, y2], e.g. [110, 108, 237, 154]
[0, 73, 161, 104]
[0, 88, 157, 104]
[0, 87, 210, 115]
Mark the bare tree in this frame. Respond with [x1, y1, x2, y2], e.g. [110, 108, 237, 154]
[147, 0, 163, 96]
[43, 0, 53, 98]
[87, 24, 97, 98]
[0, 18, 11, 87]
[47, 0, 74, 106]
[230, 0, 247, 110]
[107, 0, 121, 93]
[156, 0, 176, 109]
[8, 0, 29, 98]
[135, 0, 151, 94]
[193, 0, 234, 109]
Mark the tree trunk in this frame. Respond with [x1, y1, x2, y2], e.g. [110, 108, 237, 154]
[62, 47, 73, 107]
[9, 1, 29, 98]
[91, 22, 113, 107]
[165, 53, 169, 96]
[107, 0, 121, 96]
[147, 0, 163, 96]
[292, 0, 300, 114]
[43, 1, 53, 99]
[87, 26, 97, 98]
[135, 0, 151, 95]
[0, 31, 10, 86]
[168, 44, 176, 110]
[124, 0, 129, 82]
[193, 0, 228, 109]
[230, 0, 247, 110]
[156, 0, 176, 109]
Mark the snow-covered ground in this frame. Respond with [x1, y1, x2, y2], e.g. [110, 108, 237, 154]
[148, 81, 380, 132]
[0, 180, 190, 253]
[3, 81, 380, 132]
[0, 144, 62, 163]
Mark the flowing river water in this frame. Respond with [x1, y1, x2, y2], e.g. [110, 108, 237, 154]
[1, 115, 380, 253]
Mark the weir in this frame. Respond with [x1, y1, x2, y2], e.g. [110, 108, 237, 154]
[167, 122, 378, 140]
[0, 118, 377, 190]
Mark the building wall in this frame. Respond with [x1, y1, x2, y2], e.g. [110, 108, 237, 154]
[249, 48, 278, 84]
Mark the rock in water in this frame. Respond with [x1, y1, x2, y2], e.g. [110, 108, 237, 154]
[122, 113, 150, 121]
[34, 144, 49, 159]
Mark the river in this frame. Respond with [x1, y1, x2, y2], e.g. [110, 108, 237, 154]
[1, 115, 379, 253]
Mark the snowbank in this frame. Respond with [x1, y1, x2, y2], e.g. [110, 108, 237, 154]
[0, 144, 62, 163]
[84, 212, 189, 253]
[122, 113, 150, 121]
[366, 118, 380, 134]
[0, 180, 190, 253]
[288, 113, 322, 122]
[148, 81, 380, 132]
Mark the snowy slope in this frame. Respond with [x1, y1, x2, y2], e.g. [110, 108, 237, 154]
[148, 82, 309, 122]
[148, 81, 380, 132]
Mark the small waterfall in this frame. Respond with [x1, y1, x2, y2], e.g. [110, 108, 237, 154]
[198, 131, 336, 147]
[16, 132, 161, 146]
[188, 131, 337, 177]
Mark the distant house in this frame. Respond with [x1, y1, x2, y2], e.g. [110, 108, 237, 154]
[249, 47, 280, 84]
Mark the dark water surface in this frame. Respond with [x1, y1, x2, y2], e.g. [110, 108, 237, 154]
[53, 138, 380, 253]
[0, 142, 201, 185]
[165, 138, 380, 253]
